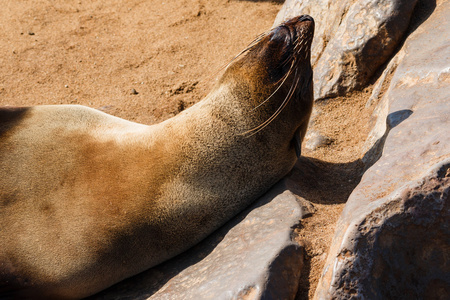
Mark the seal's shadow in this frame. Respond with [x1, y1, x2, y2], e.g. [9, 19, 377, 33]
[286, 157, 367, 300]
[287, 156, 364, 205]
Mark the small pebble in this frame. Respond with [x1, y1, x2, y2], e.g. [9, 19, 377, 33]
[131, 89, 138, 95]
[28, 31, 35, 36]
[305, 130, 334, 151]
[65, 85, 69, 88]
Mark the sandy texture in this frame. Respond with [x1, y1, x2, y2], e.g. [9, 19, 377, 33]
[294, 88, 378, 299]
[0, 0, 281, 124]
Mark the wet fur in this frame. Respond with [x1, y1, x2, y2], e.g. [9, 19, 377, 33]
[0, 16, 314, 299]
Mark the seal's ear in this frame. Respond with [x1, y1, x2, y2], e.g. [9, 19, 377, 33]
[0, 107, 29, 137]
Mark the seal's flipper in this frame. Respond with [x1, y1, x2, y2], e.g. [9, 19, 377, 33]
[294, 127, 302, 158]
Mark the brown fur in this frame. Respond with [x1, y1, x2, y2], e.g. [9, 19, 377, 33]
[0, 16, 314, 299]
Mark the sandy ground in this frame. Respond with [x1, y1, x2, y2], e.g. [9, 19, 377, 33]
[293, 88, 378, 299]
[0, 0, 281, 123]
[0, 1, 377, 299]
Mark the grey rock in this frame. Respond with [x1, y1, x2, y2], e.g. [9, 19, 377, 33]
[275, 0, 418, 100]
[314, 1, 450, 299]
[304, 129, 334, 151]
[294, 194, 316, 217]
[315, 162, 450, 300]
[89, 183, 310, 300]
[274, 0, 352, 67]
[365, 54, 399, 109]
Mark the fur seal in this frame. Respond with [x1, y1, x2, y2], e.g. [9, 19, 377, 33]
[0, 15, 314, 299]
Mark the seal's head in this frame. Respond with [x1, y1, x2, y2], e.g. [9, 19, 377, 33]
[220, 15, 315, 156]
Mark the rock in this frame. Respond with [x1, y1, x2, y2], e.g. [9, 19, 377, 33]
[274, 0, 352, 67]
[294, 195, 316, 217]
[89, 183, 310, 300]
[275, 0, 418, 100]
[314, 1, 450, 299]
[365, 54, 398, 109]
[315, 163, 450, 300]
[304, 129, 334, 151]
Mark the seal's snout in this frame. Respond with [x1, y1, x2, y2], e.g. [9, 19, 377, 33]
[298, 15, 314, 23]
[283, 14, 314, 28]
[278, 15, 314, 62]
[295, 14, 315, 35]
[281, 15, 314, 46]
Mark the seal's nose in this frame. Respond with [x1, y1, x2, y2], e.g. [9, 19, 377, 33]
[298, 15, 314, 23]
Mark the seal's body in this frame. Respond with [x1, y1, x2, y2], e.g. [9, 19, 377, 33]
[0, 16, 314, 299]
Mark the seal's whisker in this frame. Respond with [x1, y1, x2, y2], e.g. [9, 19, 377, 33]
[206, 30, 273, 82]
[231, 19, 313, 137]
[294, 39, 306, 51]
[296, 43, 308, 56]
[244, 68, 300, 136]
[251, 59, 296, 112]
[245, 28, 313, 136]
[281, 51, 296, 68]
[221, 30, 273, 68]
[264, 69, 302, 128]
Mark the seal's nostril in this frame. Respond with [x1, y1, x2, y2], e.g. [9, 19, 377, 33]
[298, 15, 314, 23]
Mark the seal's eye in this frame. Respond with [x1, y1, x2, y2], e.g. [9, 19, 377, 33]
[269, 26, 291, 45]
[267, 27, 292, 61]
